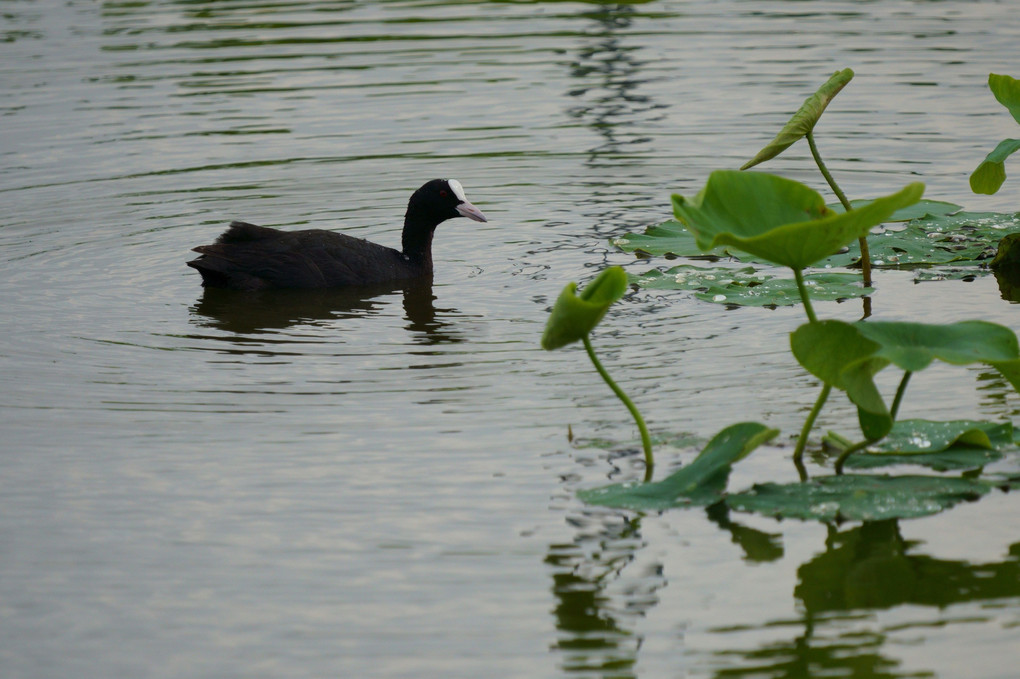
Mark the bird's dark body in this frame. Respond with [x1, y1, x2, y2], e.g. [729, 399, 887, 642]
[186, 179, 486, 291]
[188, 222, 422, 291]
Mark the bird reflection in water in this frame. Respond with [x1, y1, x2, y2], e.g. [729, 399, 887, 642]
[189, 278, 466, 346]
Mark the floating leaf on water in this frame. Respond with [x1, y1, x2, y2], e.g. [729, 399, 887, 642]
[671, 171, 924, 270]
[578, 422, 778, 510]
[613, 219, 770, 263]
[726, 474, 992, 522]
[571, 431, 704, 452]
[629, 266, 872, 306]
[841, 419, 1014, 471]
[819, 210, 1019, 270]
[862, 419, 1012, 453]
[843, 446, 1004, 472]
[914, 268, 983, 282]
[616, 210, 1017, 284]
[614, 220, 721, 259]
[826, 198, 963, 221]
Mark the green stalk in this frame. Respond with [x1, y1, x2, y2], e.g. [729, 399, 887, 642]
[793, 268, 818, 324]
[890, 371, 912, 420]
[833, 372, 912, 475]
[793, 383, 832, 481]
[807, 130, 873, 287]
[807, 130, 852, 211]
[834, 439, 872, 475]
[583, 336, 654, 478]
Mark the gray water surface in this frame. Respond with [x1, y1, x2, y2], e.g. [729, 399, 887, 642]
[3, 1, 1020, 677]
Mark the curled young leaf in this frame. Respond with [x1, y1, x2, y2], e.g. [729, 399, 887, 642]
[541, 266, 628, 350]
[741, 68, 854, 170]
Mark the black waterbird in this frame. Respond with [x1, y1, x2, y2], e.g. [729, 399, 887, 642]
[187, 179, 487, 290]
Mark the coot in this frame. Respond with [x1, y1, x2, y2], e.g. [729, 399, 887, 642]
[187, 178, 487, 290]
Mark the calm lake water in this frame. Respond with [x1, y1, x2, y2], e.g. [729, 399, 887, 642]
[3, 1, 1020, 677]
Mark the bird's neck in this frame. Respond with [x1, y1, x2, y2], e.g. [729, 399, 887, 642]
[401, 217, 437, 268]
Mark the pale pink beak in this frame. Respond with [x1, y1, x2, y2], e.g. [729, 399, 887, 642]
[456, 200, 488, 223]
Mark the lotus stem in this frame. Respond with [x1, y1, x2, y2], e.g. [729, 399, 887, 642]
[823, 430, 854, 451]
[807, 130, 852, 211]
[806, 130, 873, 287]
[834, 439, 872, 475]
[583, 336, 655, 478]
[792, 268, 818, 323]
[890, 371, 912, 420]
[833, 372, 911, 475]
[793, 383, 832, 481]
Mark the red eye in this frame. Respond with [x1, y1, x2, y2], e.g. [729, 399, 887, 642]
[440, 190, 448, 197]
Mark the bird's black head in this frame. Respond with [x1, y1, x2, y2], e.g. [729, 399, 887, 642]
[406, 178, 488, 228]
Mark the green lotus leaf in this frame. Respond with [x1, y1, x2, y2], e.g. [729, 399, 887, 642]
[856, 320, 1020, 371]
[541, 266, 628, 350]
[741, 68, 854, 170]
[618, 209, 1014, 277]
[970, 138, 1020, 195]
[989, 73, 1020, 124]
[826, 199, 962, 221]
[821, 210, 1017, 270]
[877, 419, 1013, 452]
[841, 420, 1015, 473]
[578, 422, 778, 510]
[791, 319, 897, 439]
[623, 210, 1016, 273]
[843, 447, 1004, 472]
[671, 170, 924, 270]
[613, 220, 726, 259]
[613, 220, 768, 263]
[629, 266, 872, 306]
[570, 431, 703, 452]
[726, 474, 991, 522]
[856, 407, 894, 442]
[793, 319, 1020, 440]
[970, 74, 1020, 195]
[914, 269, 983, 282]
[790, 320, 889, 416]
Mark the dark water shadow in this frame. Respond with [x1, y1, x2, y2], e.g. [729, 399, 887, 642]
[188, 278, 467, 345]
[993, 267, 1020, 303]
